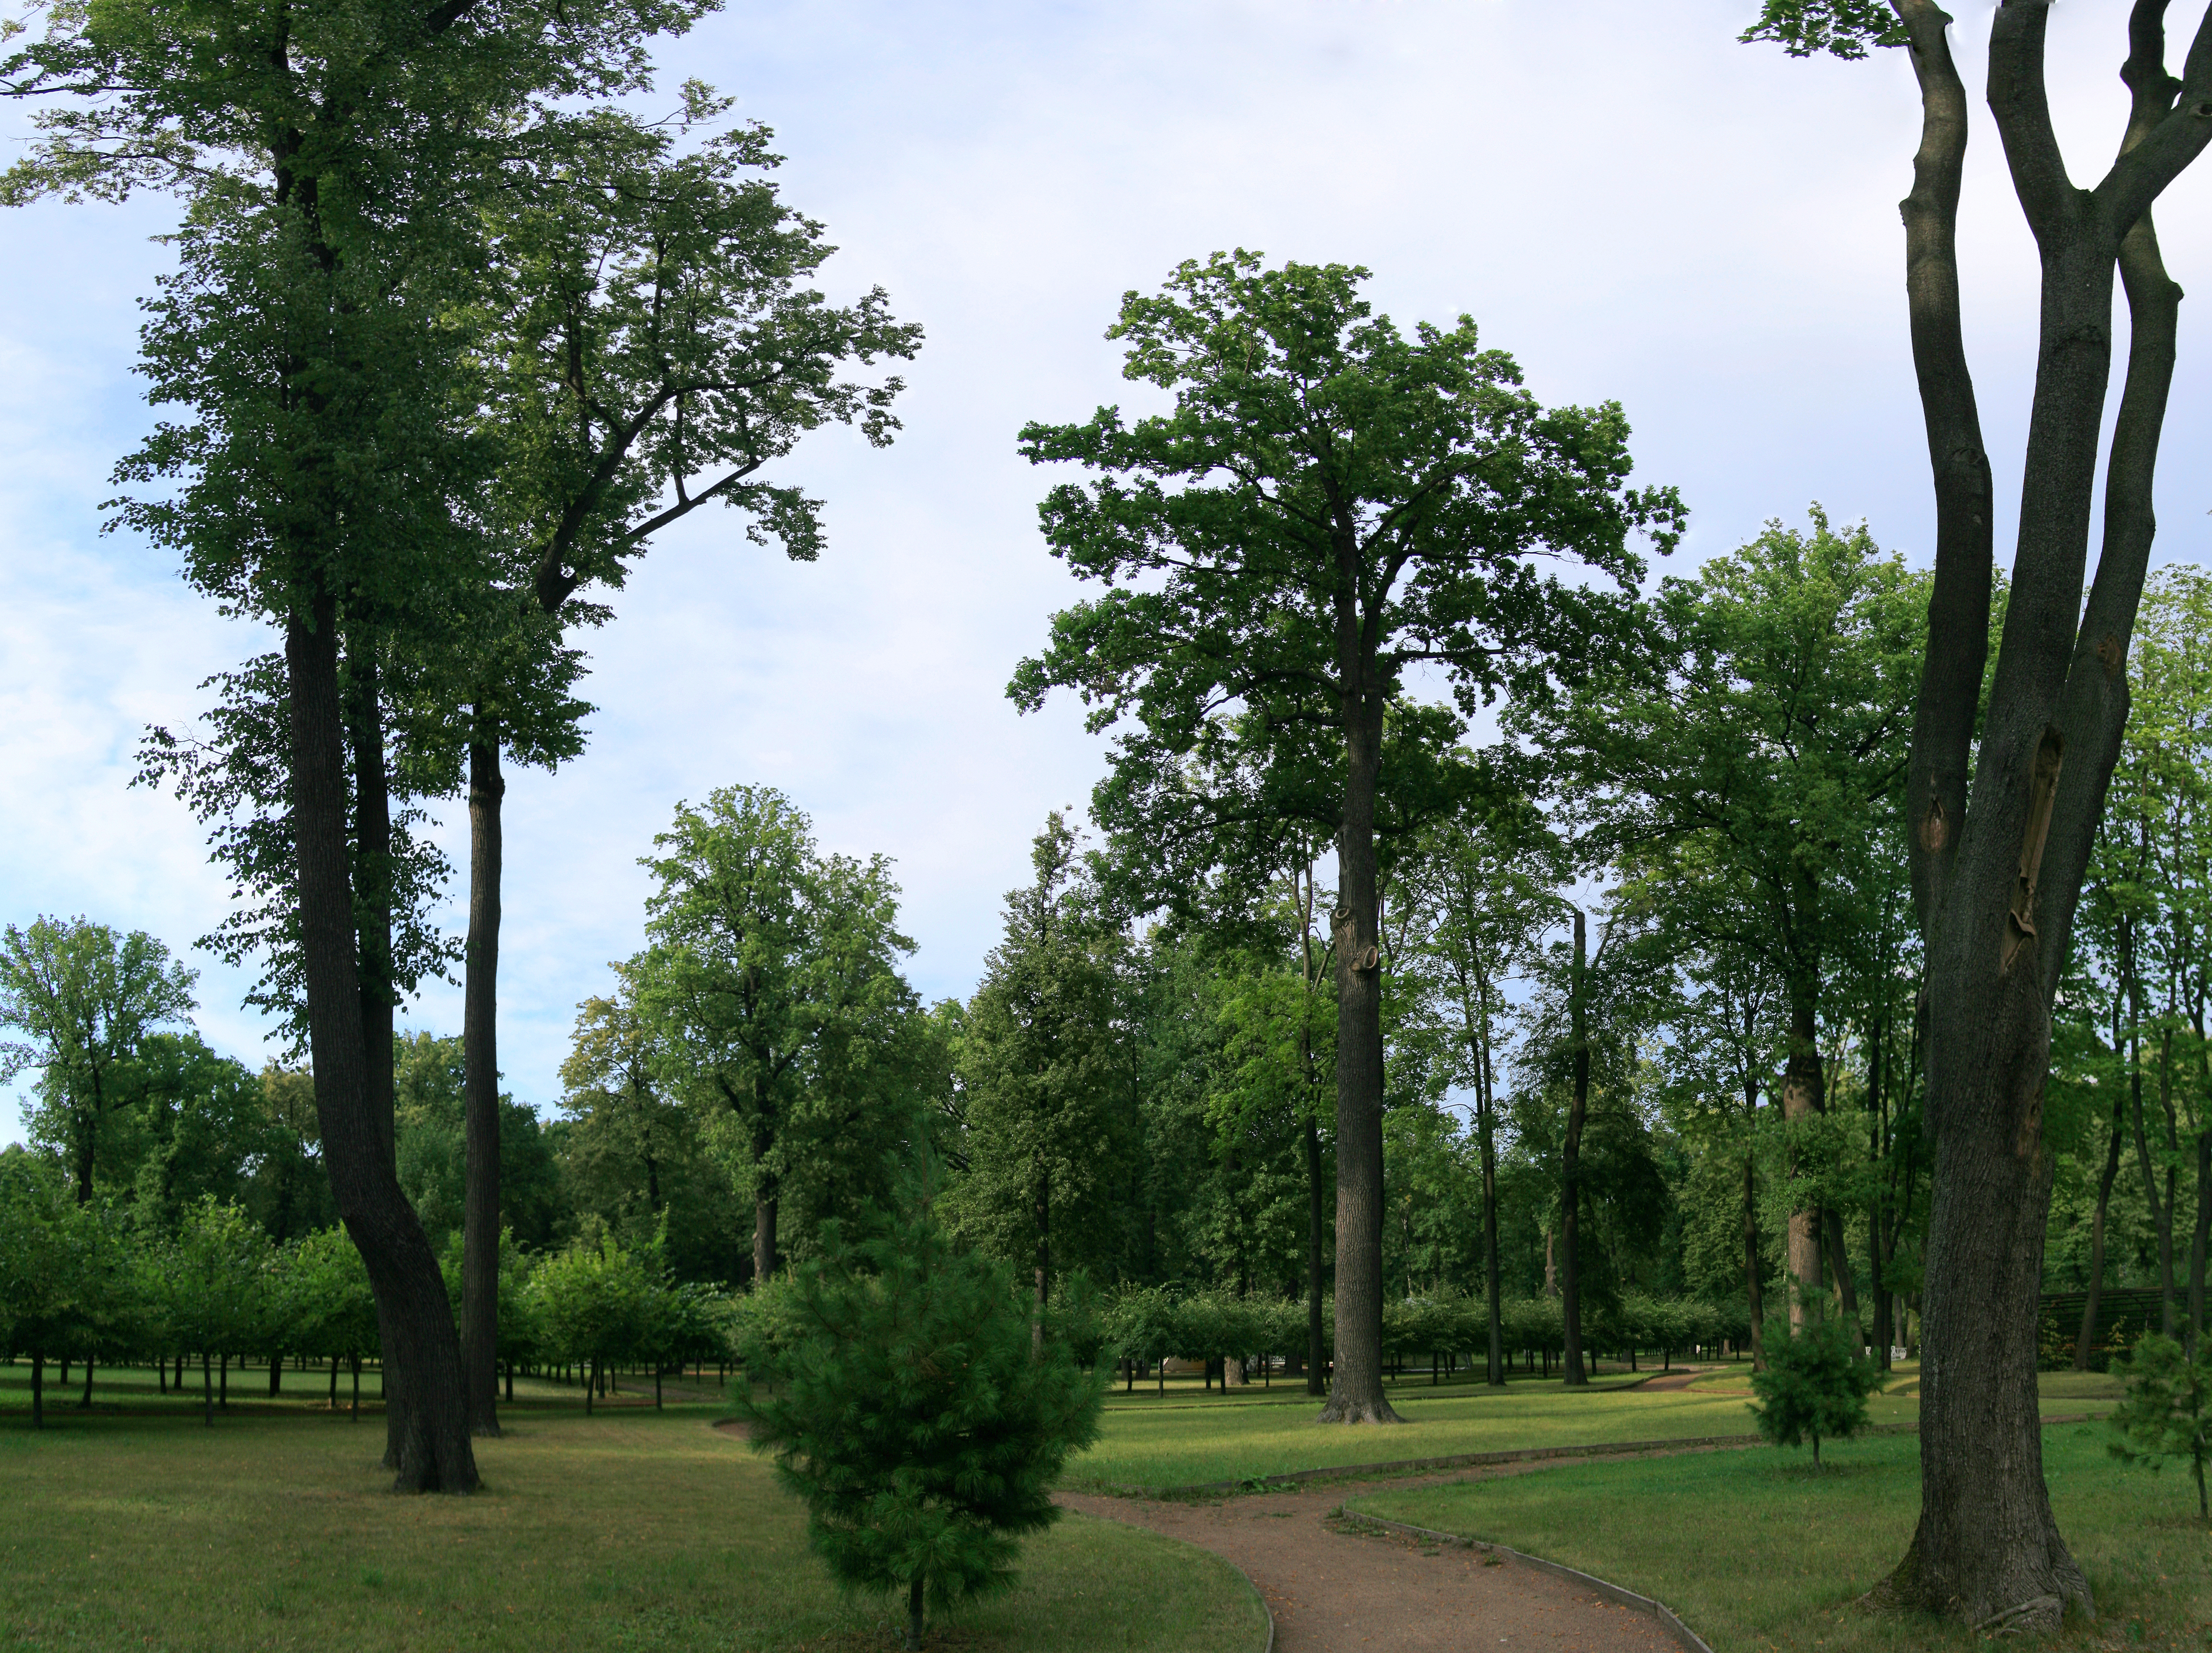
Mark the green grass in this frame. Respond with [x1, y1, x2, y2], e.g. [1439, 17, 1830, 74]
[1069, 1363, 2120, 1490]
[0, 1404, 1268, 1652]
[1351, 1423, 2204, 1653]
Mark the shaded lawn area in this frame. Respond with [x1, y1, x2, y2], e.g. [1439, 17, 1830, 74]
[1070, 1366, 2118, 1491]
[0, 1406, 1267, 1652]
[0, 1358, 718, 1417]
[1353, 1423, 2201, 1653]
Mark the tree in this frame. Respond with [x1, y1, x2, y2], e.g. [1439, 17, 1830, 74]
[1749, 1313, 1880, 1468]
[5, 0, 732, 1494]
[736, 1202, 1104, 1651]
[950, 816, 1129, 1342]
[0, 919, 197, 1204]
[451, 101, 921, 1438]
[1745, 1, 2212, 1621]
[0, 1150, 108, 1428]
[1395, 798, 1563, 1385]
[529, 1228, 657, 1413]
[635, 786, 928, 1284]
[153, 1197, 274, 1426]
[1522, 512, 1922, 1340]
[2109, 1330, 2212, 1521]
[1013, 252, 1681, 1422]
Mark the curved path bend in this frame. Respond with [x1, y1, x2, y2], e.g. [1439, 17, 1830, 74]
[1058, 1463, 1690, 1653]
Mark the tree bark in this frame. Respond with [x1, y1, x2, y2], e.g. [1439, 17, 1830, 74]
[1880, 0, 2212, 1626]
[29, 1352, 42, 1430]
[2075, 1089, 2126, 1368]
[1477, 1010, 1505, 1387]
[288, 597, 478, 1493]
[1780, 995, 1825, 1334]
[1318, 646, 1399, 1424]
[1304, 1114, 1327, 1397]
[462, 728, 504, 1437]
[1744, 1149, 1767, 1372]
[1560, 909, 1589, 1387]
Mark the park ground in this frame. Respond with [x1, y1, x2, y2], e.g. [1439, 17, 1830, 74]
[1, 1357, 2203, 1651]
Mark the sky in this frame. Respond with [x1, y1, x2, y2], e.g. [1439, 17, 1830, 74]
[7, 0, 2212, 1141]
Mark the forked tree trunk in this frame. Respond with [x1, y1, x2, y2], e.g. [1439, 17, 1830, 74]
[1319, 659, 1398, 1424]
[1560, 910, 1589, 1387]
[1876, 1, 2212, 1627]
[462, 728, 505, 1437]
[288, 596, 478, 1493]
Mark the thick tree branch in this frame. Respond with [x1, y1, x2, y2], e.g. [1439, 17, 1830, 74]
[1894, 0, 1992, 936]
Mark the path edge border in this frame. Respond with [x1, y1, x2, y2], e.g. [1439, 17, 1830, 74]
[1333, 1507, 1713, 1653]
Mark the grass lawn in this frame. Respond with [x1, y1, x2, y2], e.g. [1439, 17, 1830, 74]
[1071, 1362, 2118, 1490]
[0, 1404, 1269, 1652]
[1352, 1421, 2202, 1653]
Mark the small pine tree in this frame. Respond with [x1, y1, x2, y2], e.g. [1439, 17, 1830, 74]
[1749, 1314, 1879, 1467]
[736, 1201, 1104, 1649]
[2109, 1331, 2212, 1520]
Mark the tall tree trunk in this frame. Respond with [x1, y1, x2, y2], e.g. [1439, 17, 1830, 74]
[2075, 1090, 2126, 1369]
[78, 1354, 93, 1409]
[2134, 1041, 2177, 1339]
[1780, 994, 1825, 1334]
[1304, 1114, 1326, 1397]
[1880, 1, 2212, 1621]
[2191, 1129, 2210, 1351]
[462, 727, 504, 1437]
[1319, 664, 1397, 1424]
[1479, 1027, 1505, 1387]
[1560, 909, 1589, 1387]
[753, 1182, 779, 1286]
[267, 1352, 281, 1397]
[29, 1352, 42, 1430]
[1744, 1149, 1767, 1372]
[288, 597, 477, 1493]
[1032, 1165, 1051, 1353]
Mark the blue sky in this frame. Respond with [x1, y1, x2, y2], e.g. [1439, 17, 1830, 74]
[6, 0, 2210, 1139]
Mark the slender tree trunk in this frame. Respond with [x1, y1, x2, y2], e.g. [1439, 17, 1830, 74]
[202, 1351, 211, 1427]
[1780, 994, 1825, 1334]
[1560, 910, 1589, 1387]
[29, 1353, 42, 1430]
[2191, 1129, 2210, 1351]
[2134, 1040, 2177, 1339]
[2076, 1090, 2127, 1369]
[905, 1576, 925, 1652]
[1744, 1149, 1767, 1372]
[1304, 1114, 1326, 1397]
[1319, 667, 1397, 1425]
[78, 1355, 92, 1409]
[1032, 1166, 1051, 1353]
[288, 598, 477, 1493]
[1479, 1036, 1505, 1387]
[462, 727, 505, 1437]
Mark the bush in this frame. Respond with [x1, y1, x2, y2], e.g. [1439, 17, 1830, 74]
[736, 1205, 1104, 1650]
[1749, 1314, 1879, 1466]
[2109, 1331, 2212, 1520]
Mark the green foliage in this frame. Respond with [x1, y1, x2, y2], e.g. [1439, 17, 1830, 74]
[2109, 1331, 2212, 1520]
[1749, 1315, 1880, 1466]
[1739, 0, 1910, 59]
[737, 1204, 1105, 1649]
[946, 815, 1131, 1296]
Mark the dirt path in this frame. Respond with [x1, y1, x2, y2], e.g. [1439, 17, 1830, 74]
[1624, 1366, 1722, 1393]
[1057, 1470, 1686, 1652]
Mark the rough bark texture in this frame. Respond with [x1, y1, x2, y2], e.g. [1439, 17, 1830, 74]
[461, 730, 504, 1438]
[1779, 999, 1825, 1334]
[1560, 910, 1589, 1387]
[288, 597, 478, 1493]
[1318, 653, 1400, 1424]
[1879, 0, 2212, 1627]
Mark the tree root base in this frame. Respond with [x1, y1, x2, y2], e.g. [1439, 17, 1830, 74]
[1315, 1395, 1407, 1425]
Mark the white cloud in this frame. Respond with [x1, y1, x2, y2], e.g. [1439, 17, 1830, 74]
[6, 0, 2210, 1137]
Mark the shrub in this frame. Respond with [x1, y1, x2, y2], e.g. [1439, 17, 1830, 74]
[1748, 1314, 1879, 1466]
[2109, 1331, 2212, 1520]
[736, 1204, 1104, 1649]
